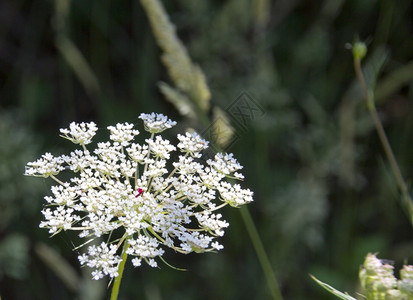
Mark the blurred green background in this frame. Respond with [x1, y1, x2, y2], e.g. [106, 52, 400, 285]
[1, 0, 413, 299]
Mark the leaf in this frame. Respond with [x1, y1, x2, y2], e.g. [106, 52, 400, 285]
[310, 274, 358, 300]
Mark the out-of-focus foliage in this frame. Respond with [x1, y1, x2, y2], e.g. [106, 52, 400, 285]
[0, 110, 106, 299]
[140, 0, 211, 117]
[0, 111, 42, 280]
[1, 0, 413, 299]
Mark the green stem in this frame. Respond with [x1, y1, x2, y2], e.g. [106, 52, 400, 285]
[353, 56, 413, 222]
[110, 241, 130, 300]
[50, 175, 65, 186]
[240, 207, 284, 300]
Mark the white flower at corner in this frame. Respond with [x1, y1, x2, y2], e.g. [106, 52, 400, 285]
[25, 112, 254, 280]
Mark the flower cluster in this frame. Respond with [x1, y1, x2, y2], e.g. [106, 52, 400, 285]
[25, 113, 253, 280]
[359, 253, 413, 299]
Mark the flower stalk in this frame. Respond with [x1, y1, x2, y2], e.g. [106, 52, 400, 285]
[110, 241, 130, 300]
[353, 41, 413, 222]
[240, 207, 284, 300]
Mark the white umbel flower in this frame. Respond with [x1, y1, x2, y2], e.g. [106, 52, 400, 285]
[127, 143, 149, 163]
[177, 132, 209, 158]
[60, 122, 98, 145]
[218, 182, 254, 207]
[207, 152, 243, 175]
[24, 152, 66, 178]
[78, 242, 122, 279]
[25, 113, 253, 280]
[107, 122, 139, 146]
[146, 135, 176, 159]
[139, 113, 177, 133]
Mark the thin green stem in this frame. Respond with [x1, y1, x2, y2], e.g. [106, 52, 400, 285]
[354, 56, 413, 221]
[240, 207, 284, 300]
[110, 241, 130, 300]
[50, 175, 65, 186]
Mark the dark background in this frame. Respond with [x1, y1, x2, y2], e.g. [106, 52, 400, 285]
[1, 0, 413, 299]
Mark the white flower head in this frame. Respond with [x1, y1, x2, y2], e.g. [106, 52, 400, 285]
[127, 143, 149, 163]
[139, 113, 177, 133]
[24, 152, 66, 178]
[207, 152, 243, 175]
[107, 122, 139, 146]
[146, 136, 176, 159]
[177, 132, 209, 158]
[25, 113, 253, 280]
[78, 242, 122, 279]
[60, 122, 98, 145]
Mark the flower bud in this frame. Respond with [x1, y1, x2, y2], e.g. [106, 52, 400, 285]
[353, 41, 367, 61]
